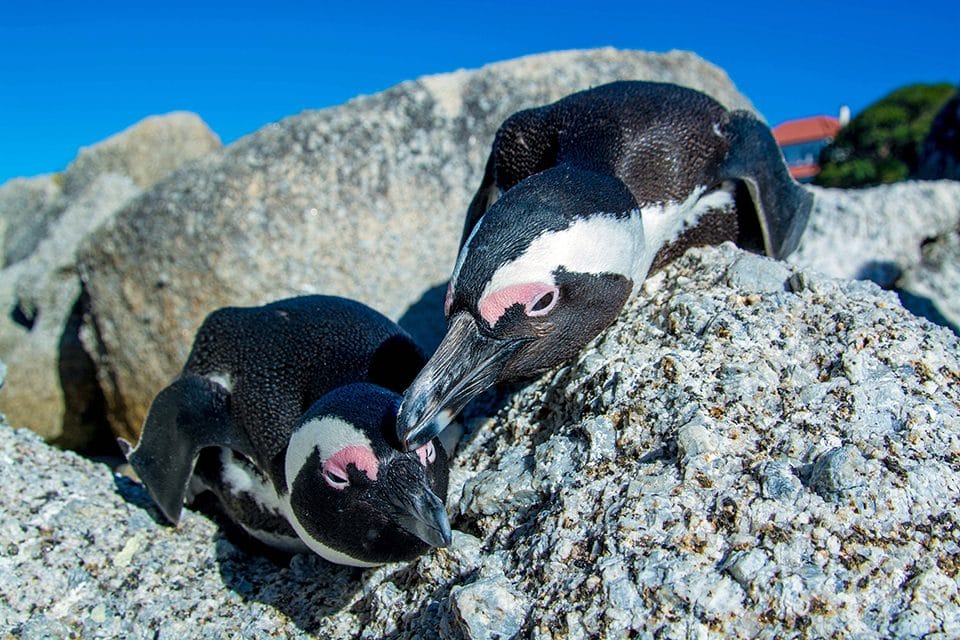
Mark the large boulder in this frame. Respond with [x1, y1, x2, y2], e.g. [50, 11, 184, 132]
[0, 113, 220, 448]
[917, 87, 960, 180]
[76, 48, 757, 442]
[789, 180, 960, 335]
[2, 245, 958, 637]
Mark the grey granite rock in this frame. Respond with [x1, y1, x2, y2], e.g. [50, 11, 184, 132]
[448, 575, 529, 640]
[3, 244, 958, 638]
[60, 112, 221, 197]
[0, 114, 220, 447]
[790, 180, 960, 286]
[803, 445, 869, 502]
[0, 174, 62, 267]
[75, 48, 756, 440]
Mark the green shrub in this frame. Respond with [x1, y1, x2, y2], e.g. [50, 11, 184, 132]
[814, 83, 956, 188]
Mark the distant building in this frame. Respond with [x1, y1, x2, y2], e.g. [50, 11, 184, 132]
[773, 108, 848, 182]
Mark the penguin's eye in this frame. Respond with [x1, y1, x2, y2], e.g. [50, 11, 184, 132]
[321, 445, 379, 490]
[478, 282, 560, 325]
[323, 469, 350, 490]
[416, 440, 437, 466]
[525, 286, 560, 317]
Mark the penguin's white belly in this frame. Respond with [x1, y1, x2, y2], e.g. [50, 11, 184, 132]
[190, 448, 306, 553]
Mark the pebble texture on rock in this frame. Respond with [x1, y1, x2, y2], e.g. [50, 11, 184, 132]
[3, 245, 958, 638]
[0, 113, 220, 447]
[75, 48, 756, 441]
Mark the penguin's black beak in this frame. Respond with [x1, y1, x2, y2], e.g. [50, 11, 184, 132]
[397, 312, 527, 451]
[385, 482, 452, 548]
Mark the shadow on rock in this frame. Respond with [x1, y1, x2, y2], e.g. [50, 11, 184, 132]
[896, 289, 960, 336]
[213, 537, 364, 634]
[855, 259, 903, 288]
[398, 282, 448, 357]
[57, 289, 115, 455]
[115, 475, 364, 633]
[350, 562, 476, 639]
[114, 473, 165, 518]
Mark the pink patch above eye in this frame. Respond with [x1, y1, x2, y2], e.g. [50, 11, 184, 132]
[444, 282, 453, 317]
[478, 283, 560, 325]
[322, 445, 379, 490]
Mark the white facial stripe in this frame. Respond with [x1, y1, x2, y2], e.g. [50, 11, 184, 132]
[468, 185, 736, 306]
[480, 211, 646, 303]
[284, 416, 373, 492]
[450, 213, 485, 288]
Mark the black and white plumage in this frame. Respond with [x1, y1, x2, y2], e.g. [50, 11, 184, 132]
[396, 80, 813, 450]
[122, 295, 451, 567]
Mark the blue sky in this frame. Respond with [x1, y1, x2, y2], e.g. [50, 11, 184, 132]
[1, 1, 957, 185]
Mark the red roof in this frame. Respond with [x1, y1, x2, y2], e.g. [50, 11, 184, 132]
[773, 115, 842, 146]
[788, 164, 821, 180]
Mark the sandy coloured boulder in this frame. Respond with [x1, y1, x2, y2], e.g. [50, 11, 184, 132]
[0, 113, 220, 447]
[76, 48, 757, 442]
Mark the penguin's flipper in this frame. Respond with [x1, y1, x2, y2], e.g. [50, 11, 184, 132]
[719, 111, 814, 260]
[460, 107, 558, 249]
[125, 373, 248, 524]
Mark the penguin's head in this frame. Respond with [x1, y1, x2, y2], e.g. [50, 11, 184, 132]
[284, 382, 451, 567]
[397, 167, 639, 450]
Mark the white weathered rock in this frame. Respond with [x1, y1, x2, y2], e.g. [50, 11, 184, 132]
[790, 180, 960, 286]
[3, 245, 958, 638]
[75, 48, 756, 441]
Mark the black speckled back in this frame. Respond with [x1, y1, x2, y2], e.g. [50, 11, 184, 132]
[183, 295, 425, 480]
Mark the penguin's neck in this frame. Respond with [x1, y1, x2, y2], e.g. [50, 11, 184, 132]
[639, 183, 738, 283]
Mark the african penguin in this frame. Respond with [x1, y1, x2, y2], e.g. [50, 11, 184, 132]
[121, 295, 451, 567]
[396, 80, 813, 450]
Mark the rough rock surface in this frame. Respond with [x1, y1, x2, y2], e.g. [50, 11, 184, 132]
[897, 229, 960, 333]
[0, 113, 220, 447]
[0, 175, 62, 267]
[789, 180, 960, 286]
[60, 112, 222, 197]
[75, 48, 756, 441]
[3, 245, 958, 638]
[918, 88, 960, 181]
[0, 176, 139, 447]
[0, 113, 220, 268]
